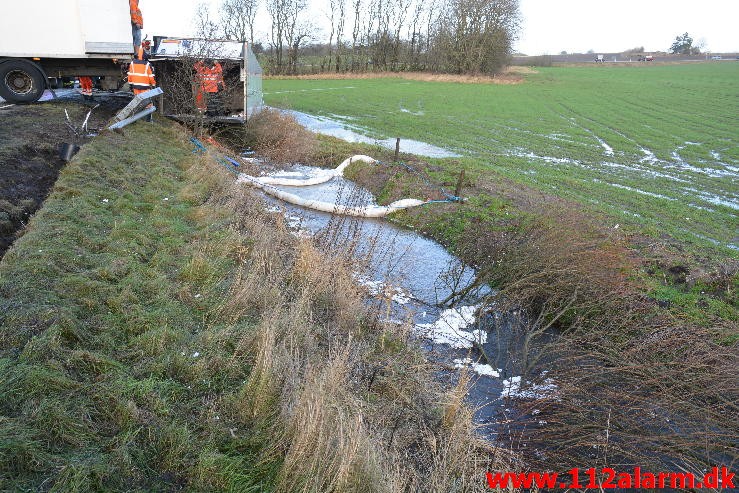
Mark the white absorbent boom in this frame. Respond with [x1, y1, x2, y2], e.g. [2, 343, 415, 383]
[237, 155, 427, 218]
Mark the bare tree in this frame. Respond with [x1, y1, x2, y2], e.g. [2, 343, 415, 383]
[334, 0, 347, 71]
[431, 0, 520, 74]
[350, 0, 362, 70]
[221, 0, 259, 45]
[266, 0, 311, 74]
[194, 2, 220, 39]
[323, 0, 337, 71]
[264, 0, 519, 75]
[266, 0, 287, 72]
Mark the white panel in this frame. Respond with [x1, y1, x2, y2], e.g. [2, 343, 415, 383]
[0, 0, 85, 57]
[85, 42, 134, 54]
[79, 0, 133, 54]
[0, 0, 132, 58]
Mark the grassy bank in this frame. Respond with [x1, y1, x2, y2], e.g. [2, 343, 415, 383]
[0, 119, 500, 491]
[302, 130, 738, 472]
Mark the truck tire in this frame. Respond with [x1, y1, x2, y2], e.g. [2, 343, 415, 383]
[0, 59, 46, 103]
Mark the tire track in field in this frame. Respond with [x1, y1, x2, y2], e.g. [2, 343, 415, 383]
[544, 103, 739, 223]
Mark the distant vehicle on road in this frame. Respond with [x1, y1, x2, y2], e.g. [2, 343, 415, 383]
[637, 55, 654, 62]
[711, 55, 722, 60]
[595, 54, 605, 63]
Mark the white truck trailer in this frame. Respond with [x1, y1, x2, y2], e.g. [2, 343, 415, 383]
[0, 0, 134, 103]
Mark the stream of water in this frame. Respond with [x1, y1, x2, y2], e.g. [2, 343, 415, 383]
[253, 165, 554, 438]
[249, 164, 731, 481]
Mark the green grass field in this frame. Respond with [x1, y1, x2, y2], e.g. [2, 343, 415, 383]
[264, 64, 738, 255]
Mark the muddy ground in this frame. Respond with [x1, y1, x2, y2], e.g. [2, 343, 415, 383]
[0, 92, 128, 259]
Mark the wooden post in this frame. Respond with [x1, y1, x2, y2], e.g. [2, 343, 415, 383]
[394, 138, 400, 162]
[454, 168, 466, 198]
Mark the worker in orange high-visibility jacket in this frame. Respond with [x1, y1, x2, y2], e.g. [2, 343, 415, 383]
[79, 76, 93, 100]
[128, 47, 155, 96]
[193, 60, 225, 112]
[129, 0, 143, 53]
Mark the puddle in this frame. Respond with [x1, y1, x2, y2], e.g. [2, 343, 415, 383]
[279, 108, 462, 158]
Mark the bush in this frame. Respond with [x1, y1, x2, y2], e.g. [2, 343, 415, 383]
[244, 109, 317, 164]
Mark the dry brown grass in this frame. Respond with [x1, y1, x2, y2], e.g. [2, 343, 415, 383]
[343, 154, 737, 475]
[187, 148, 513, 491]
[266, 70, 525, 85]
[244, 108, 317, 164]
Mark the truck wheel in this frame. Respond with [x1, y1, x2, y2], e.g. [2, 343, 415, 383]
[0, 59, 46, 103]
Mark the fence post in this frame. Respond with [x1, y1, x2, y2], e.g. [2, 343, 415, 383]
[454, 168, 466, 198]
[394, 138, 400, 162]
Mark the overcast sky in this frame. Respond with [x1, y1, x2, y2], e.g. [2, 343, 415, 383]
[140, 0, 738, 54]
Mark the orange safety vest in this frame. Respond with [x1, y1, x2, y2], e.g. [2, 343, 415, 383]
[129, 0, 143, 27]
[128, 59, 155, 95]
[194, 61, 224, 93]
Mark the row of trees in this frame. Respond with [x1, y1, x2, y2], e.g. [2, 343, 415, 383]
[211, 0, 520, 75]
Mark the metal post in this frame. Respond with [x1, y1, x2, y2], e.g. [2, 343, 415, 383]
[108, 106, 157, 130]
[243, 41, 248, 124]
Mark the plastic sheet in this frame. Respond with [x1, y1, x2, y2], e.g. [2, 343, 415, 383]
[249, 155, 375, 186]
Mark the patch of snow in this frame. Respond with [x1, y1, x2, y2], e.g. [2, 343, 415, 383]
[453, 357, 500, 377]
[684, 141, 702, 146]
[593, 179, 677, 201]
[664, 160, 738, 178]
[285, 214, 302, 229]
[596, 137, 614, 156]
[399, 107, 425, 116]
[414, 305, 484, 349]
[639, 147, 659, 164]
[509, 148, 579, 165]
[697, 194, 739, 211]
[501, 373, 558, 399]
[597, 160, 684, 182]
[710, 151, 721, 160]
[355, 275, 413, 305]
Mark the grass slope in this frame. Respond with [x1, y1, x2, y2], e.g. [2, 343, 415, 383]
[0, 122, 273, 491]
[0, 118, 497, 492]
[264, 63, 739, 256]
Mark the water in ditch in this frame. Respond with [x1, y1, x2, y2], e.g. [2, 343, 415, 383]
[253, 165, 555, 439]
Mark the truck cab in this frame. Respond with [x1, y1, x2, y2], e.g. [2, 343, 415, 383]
[0, 0, 134, 103]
